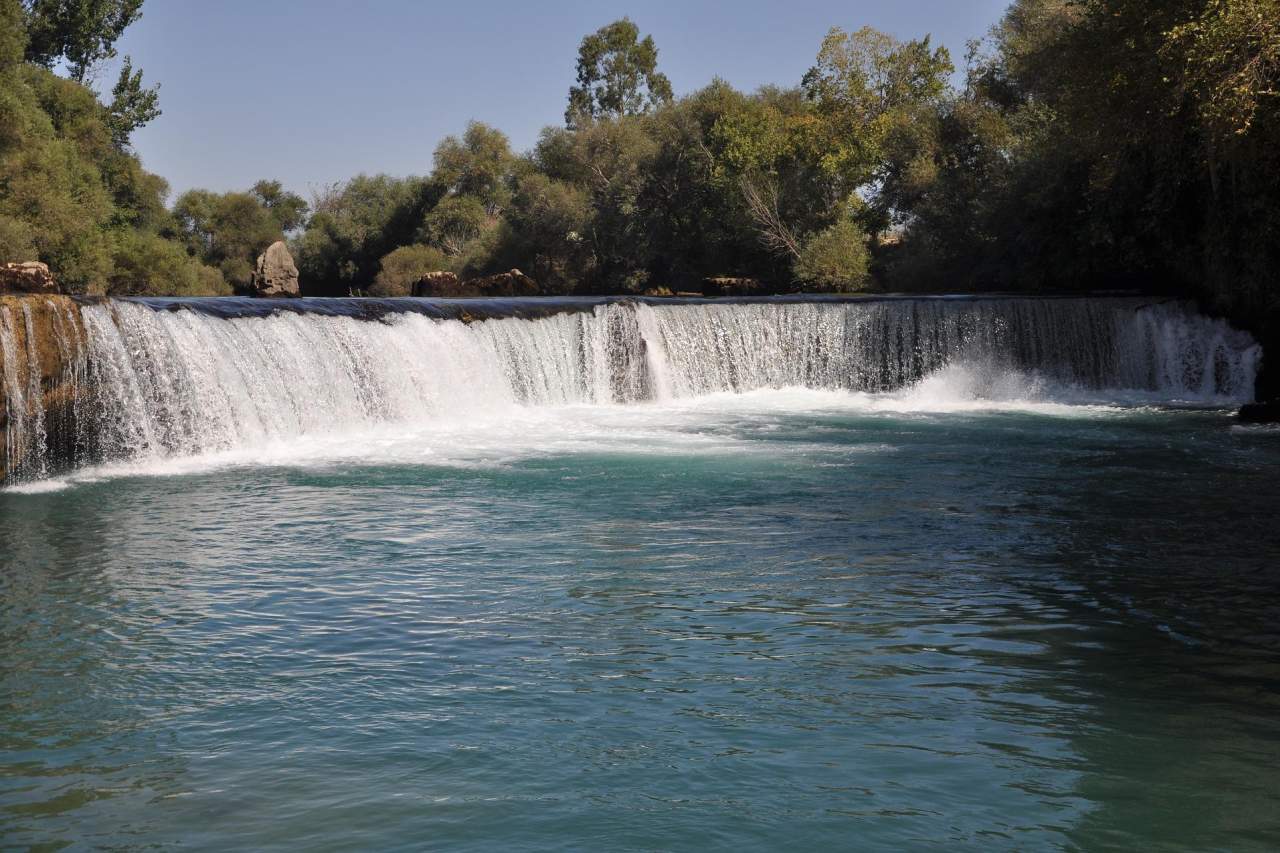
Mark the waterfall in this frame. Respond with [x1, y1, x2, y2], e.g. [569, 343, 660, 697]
[0, 296, 1262, 484]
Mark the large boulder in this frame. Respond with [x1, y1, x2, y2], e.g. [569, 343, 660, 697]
[412, 271, 462, 297]
[457, 269, 541, 297]
[249, 241, 300, 297]
[702, 277, 767, 297]
[0, 262, 58, 295]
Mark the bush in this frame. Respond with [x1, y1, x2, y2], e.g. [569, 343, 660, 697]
[0, 214, 36, 262]
[793, 219, 870, 291]
[108, 230, 230, 296]
[371, 244, 450, 296]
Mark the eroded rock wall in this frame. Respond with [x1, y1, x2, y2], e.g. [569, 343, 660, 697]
[0, 295, 87, 483]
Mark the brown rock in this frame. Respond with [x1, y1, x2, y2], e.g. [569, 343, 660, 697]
[0, 295, 85, 483]
[642, 286, 675, 298]
[249, 241, 300, 297]
[412, 271, 462, 297]
[458, 269, 541, 297]
[0, 262, 59, 295]
[702, 277, 767, 297]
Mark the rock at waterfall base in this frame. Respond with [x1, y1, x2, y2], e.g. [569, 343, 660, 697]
[250, 241, 300, 298]
[0, 262, 59, 295]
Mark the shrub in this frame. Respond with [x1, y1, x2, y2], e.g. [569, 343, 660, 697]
[108, 230, 230, 296]
[793, 219, 870, 291]
[371, 244, 450, 296]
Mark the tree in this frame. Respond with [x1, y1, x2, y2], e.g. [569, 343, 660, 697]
[293, 174, 434, 295]
[251, 179, 309, 233]
[1, 0, 27, 71]
[1167, 0, 1280, 139]
[23, 0, 143, 81]
[566, 18, 673, 127]
[802, 26, 953, 192]
[430, 122, 515, 215]
[421, 195, 486, 255]
[108, 229, 228, 296]
[172, 188, 283, 290]
[105, 55, 158, 146]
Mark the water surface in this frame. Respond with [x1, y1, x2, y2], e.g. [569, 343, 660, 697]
[3, 390, 1279, 850]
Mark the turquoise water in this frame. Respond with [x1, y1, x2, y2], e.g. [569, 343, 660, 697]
[3, 392, 1280, 850]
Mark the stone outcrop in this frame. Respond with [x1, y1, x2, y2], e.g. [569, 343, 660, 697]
[0, 262, 59, 295]
[642, 286, 675, 298]
[0, 295, 85, 483]
[461, 269, 540, 297]
[702, 277, 768, 297]
[415, 269, 541, 298]
[249, 241, 300, 297]
[412, 271, 462, 297]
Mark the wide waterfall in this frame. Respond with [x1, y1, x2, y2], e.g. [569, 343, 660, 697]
[0, 295, 1261, 485]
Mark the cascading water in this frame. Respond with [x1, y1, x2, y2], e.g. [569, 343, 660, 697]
[0, 295, 1262, 485]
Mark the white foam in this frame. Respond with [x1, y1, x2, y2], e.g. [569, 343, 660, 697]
[1, 297, 1261, 491]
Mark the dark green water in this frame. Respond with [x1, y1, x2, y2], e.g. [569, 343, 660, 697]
[3, 394, 1279, 851]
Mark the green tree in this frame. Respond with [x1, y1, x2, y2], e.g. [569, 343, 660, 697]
[172, 188, 282, 290]
[23, 0, 143, 81]
[108, 229, 228, 296]
[293, 174, 434, 295]
[1, 0, 27, 70]
[431, 121, 515, 215]
[105, 55, 158, 146]
[421, 195, 486, 256]
[501, 171, 593, 291]
[802, 26, 953, 193]
[251, 179, 309, 233]
[566, 18, 673, 127]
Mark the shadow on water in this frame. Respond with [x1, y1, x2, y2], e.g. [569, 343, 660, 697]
[1001, 419, 1280, 851]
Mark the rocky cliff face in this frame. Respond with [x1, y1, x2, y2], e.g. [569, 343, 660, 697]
[0, 295, 86, 483]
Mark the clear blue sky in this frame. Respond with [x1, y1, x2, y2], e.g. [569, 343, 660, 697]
[107, 1, 1011, 201]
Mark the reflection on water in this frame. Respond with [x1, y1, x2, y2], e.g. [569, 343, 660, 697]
[2, 401, 1279, 851]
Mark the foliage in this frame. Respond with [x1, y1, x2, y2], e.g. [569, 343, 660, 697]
[22, 0, 143, 81]
[0, 0, 27, 70]
[107, 229, 228, 296]
[250, 179, 308, 233]
[105, 55, 158, 146]
[421, 195, 487, 256]
[370, 244, 450, 296]
[1167, 0, 1280, 139]
[293, 174, 434, 295]
[0, 0, 230, 294]
[566, 18, 673, 127]
[172, 188, 286, 289]
[802, 26, 953, 190]
[431, 122, 515, 215]
[793, 219, 870, 291]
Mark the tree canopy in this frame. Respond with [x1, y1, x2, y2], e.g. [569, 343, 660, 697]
[566, 18, 674, 127]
